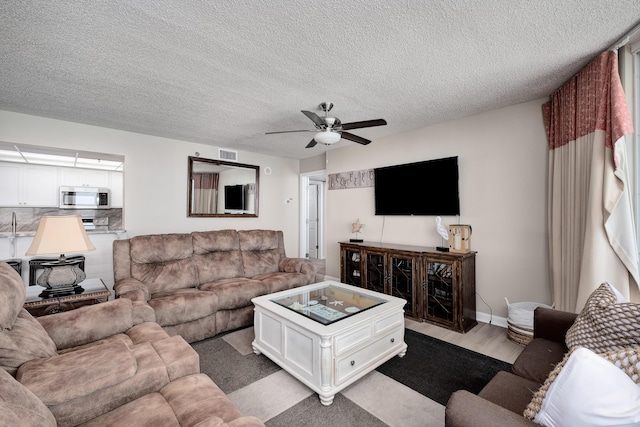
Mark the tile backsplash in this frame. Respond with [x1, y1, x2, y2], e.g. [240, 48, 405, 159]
[0, 207, 123, 233]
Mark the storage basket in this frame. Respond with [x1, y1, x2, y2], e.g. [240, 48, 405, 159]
[505, 298, 553, 346]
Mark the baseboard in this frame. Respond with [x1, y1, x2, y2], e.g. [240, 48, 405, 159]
[476, 312, 507, 328]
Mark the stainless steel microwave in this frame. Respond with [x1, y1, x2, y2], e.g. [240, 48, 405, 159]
[59, 186, 110, 209]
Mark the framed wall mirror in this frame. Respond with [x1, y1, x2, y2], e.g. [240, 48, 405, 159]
[187, 156, 259, 217]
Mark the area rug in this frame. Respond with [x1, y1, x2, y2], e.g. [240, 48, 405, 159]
[376, 329, 512, 405]
[191, 327, 511, 426]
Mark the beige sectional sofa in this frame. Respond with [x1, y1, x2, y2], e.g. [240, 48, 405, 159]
[113, 229, 316, 342]
[0, 261, 264, 427]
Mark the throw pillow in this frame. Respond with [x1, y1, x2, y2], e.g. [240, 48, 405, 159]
[524, 347, 640, 425]
[565, 282, 640, 353]
[599, 347, 640, 384]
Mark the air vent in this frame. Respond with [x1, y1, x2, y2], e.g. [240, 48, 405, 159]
[219, 149, 238, 162]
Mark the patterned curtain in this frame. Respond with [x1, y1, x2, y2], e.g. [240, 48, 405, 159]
[192, 172, 219, 214]
[543, 50, 639, 312]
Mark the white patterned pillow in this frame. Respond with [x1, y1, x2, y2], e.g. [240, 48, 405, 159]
[565, 282, 640, 353]
[524, 347, 640, 425]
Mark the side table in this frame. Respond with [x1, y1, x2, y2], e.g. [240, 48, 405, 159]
[24, 278, 111, 317]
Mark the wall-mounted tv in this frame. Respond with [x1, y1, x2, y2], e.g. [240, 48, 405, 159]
[374, 156, 460, 216]
[224, 184, 245, 210]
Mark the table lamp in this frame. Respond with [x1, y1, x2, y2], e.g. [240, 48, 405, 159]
[25, 215, 96, 298]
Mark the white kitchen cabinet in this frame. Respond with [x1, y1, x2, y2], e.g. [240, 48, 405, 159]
[0, 163, 58, 207]
[58, 168, 110, 188]
[109, 171, 123, 207]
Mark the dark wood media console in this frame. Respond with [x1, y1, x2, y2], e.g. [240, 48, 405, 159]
[339, 241, 477, 333]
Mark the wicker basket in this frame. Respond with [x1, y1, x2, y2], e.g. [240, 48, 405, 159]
[505, 299, 553, 347]
[507, 320, 534, 346]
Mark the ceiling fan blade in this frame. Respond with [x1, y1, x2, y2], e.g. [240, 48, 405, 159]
[265, 129, 314, 134]
[301, 110, 325, 128]
[306, 139, 317, 148]
[340, 119, 387, 131]
[341, 132, 371, 145]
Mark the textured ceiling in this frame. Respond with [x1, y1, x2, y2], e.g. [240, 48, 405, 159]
[1, 1, 639, 160]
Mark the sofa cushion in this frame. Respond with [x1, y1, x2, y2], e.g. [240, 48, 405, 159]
[37, 298, 134, 350]
[126, 321, 171, 344]
[478, 371, 541, 415]
[193, 231, 244, 282]
[160, 373, 244, 424]
[193, 230, 241, 253]
[194, 251, 244, 283]
[511, 337, 567, 384]
[50, 341, 172, 426]
[130, 233, 194, 264]
[0, 366, 56, 427]
[149, 288, 219, 326]
[132, 257, 199, 293]
[524, 347, 640, 425]
[130, 234, 199, 292]
[78, 374, 264, 427]
[0, 309, 58, 376]
[238, 230, 280, 251]
[199, 278, 267, 310]
[251, 271, 309, 294]
[566, 282, 640, 353]
[239, 230, 281, 276]
[78, 392, 181, 427]
[17, 340, 137, 406]
[151, 335, 200, 381]
[0, 262, 26, 330]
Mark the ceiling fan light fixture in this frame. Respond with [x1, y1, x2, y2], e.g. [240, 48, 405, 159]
[314, 131, 341, 145]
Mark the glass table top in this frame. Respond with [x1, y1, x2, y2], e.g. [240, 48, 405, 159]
[271, 284, 387, 325]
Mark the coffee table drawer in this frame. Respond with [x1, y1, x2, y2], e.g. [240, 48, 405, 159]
[335, 327, 404, 385]
[334, 323, 373, 356]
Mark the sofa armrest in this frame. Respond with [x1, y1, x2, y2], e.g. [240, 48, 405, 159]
[114, 278, 151, 303]
[279, 257, 317, 284]
[16, 340, 137, 406]
[533, 307, 577, 343]
[226, 416, 266, 427]
[445, 390, 536, 427]
[37, 299, 134, 350]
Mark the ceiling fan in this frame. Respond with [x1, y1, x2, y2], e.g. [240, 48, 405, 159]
[266, 102, 387, 148]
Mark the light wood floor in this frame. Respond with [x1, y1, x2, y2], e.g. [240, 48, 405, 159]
[406, 318, 524, 364]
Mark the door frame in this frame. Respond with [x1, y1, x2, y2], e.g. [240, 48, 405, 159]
[299, 170, 326, 259]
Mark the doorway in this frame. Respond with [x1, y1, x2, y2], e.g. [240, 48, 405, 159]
[300, 172, 326, 260]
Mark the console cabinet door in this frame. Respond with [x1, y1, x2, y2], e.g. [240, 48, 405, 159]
[340, 245, 363, 287]
[424, 259, 456, 328]
[388, 254, 419, 319]
[364, 250, 387, 295]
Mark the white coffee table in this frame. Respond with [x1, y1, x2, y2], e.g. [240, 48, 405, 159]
[252, 280, 407, 405]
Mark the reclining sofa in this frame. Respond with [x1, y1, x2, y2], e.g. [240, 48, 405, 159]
[113, 229, 316, 342]
[0, 261, 264, 427]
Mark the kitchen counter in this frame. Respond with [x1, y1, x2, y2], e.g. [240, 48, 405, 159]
[0, 229, 126, 238]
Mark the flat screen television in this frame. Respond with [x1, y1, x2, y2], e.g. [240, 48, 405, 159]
[374, 156, 460, 216]
[224, 184, 245, 210]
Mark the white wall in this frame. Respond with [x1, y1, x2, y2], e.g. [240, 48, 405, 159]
[325, 99, 552, 321]
[0, 111, 303, 278]
[1, 101, 552, 321]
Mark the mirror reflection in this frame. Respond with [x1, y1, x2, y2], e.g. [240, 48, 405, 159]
[188, 156, 259, 217]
